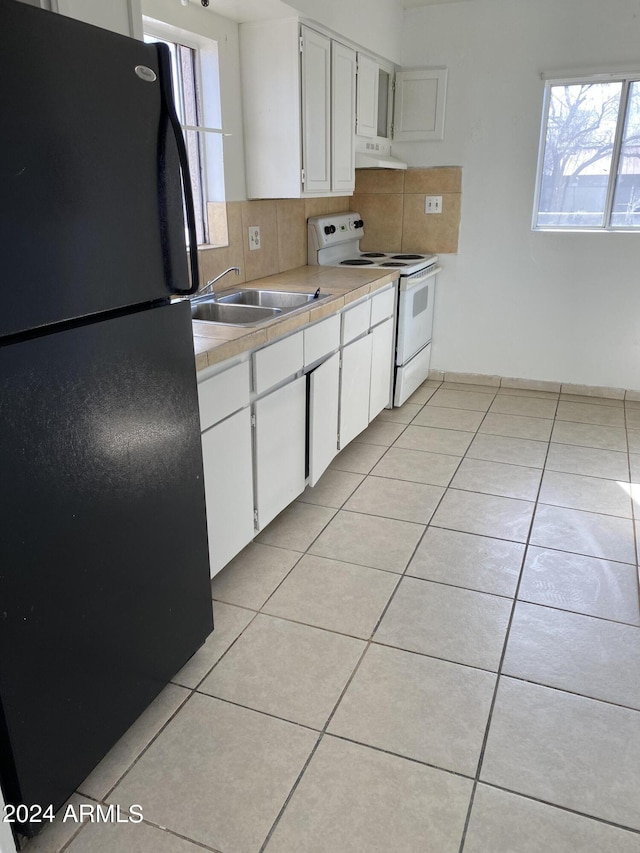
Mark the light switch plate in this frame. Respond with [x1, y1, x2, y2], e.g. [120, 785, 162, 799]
[425, 196, 442, 214]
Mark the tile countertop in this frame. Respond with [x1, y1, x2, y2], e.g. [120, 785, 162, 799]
[191, 265, 399, 372]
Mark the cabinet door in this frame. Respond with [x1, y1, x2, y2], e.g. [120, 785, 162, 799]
[331, 42, 356, 192]
[202, 408, 255, 578]
[356, 53, 379, 138]
[254, 376, 306, 530]
[301, 27, 331, 193]
[393, 68, 448, 142]
[339, 334, 373, 449]
[308, 352, 340, 486]
[369, 317, 395, 421]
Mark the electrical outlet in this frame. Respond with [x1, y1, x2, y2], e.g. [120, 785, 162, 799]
[425, 196, 443, 214]
[248, 225, 261, 250]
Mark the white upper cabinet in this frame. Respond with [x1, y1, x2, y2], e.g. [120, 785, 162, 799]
[356, 53, 379, 138]
[301, 27, 331, 193]
[331, 41, 357, 193]
[355, 55, 448, 145]
[393, 68, 448, 141]
[239, 19, 356, 198]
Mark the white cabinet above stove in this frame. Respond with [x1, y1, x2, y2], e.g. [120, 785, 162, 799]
[240, 20, 356, 199]
[354, 54, 448, 163]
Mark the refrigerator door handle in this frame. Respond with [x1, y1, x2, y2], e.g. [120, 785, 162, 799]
[156, 45, 200, 296]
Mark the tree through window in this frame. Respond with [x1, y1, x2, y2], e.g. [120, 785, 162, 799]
[534, 76, 640, 230]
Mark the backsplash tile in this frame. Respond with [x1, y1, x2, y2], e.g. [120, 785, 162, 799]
[240, 200, 280, 281]
[206, 202, 230, 248]
[404, 167, 462, 194]
[402, 192, 461, 254]
[354, 167, 462, 255]
[194, 171, 460, 291]
[354, 170, 405, 194]
[304, 196, 351, 218]
[198, 202, 246, 290]
[276, 200, 307, 271]
[197, 196, 351, 290]
[352, 193, 404, 253]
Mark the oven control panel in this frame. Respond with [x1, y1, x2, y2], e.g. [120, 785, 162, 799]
[308, 213, 364, 251]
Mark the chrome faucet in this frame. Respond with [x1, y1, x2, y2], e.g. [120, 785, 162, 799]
[194, 266, 240, 300]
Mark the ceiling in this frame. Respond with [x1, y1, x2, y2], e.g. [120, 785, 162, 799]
[198, 0, 471, 24]
[200, 0, 298, 22]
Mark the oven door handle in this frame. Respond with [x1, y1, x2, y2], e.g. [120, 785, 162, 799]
[400, 265, 441, 291]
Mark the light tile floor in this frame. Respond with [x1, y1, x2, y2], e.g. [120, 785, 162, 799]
[25, 380, 640, 853]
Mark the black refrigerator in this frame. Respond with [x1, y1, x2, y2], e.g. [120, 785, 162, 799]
[0, 0, 213, 837]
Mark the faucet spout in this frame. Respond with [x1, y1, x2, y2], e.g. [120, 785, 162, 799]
[195, 266, 241, 300]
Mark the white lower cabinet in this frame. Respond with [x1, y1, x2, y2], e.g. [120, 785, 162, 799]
[198, 282, 397, 574]
[339, 333, 373, 449]
[308, 352, 340, 486]
[338, 285, 396, 449]
[201, 407, 254, 578]
[369, 316, 395, 420]
[253, 376, 306, 531]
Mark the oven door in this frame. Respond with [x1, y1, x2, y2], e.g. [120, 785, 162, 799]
[395, 266, 440, 366]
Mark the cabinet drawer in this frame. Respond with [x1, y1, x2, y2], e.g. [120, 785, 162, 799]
[304, 314, 340, 367]
[341, 299, 371, 345]
[370, 287, 395, 326]
[198, 360, 250, 432]
[253, 331, 304, 395]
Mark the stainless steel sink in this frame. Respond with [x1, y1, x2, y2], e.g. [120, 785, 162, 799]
[191, 301, 281, 326]
[217, 289, 331, 310]
[191, 289, 332, 325]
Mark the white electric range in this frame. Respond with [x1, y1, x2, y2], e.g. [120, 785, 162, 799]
[307, 212, 441, 406]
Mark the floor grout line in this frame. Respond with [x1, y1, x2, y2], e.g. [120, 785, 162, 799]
[456, 393, 558, 853]
[45, 381, 640, 853]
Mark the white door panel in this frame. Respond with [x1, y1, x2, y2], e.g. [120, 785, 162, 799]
[309, 353, 340, 486]
[202, 408, 254, 577]
[369, 317, 395, 420]
[339, 334, 372, 449]
[254, 377, 306, 530]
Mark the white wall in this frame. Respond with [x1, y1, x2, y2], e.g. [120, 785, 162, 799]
[396, 0, 640, 391]
[204, 0, 403, 63]
[143, 0, 247, 200]
[289, 0, 403, 63]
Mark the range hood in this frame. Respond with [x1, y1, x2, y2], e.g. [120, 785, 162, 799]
[355, 151, 408, 170]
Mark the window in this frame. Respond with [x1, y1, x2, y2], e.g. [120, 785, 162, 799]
[533, 74, 640, 230]
[144, 21, 227, 246]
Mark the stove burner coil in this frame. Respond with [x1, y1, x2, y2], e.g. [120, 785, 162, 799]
[381, 262, 407, 267]
[339, 258, 374, 265]
[391, 254, 425, 260]
[361, 252, 386, 258]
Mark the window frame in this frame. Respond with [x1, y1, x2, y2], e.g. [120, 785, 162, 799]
[532, 71, 640, 233]
[143, 17, 226, 247]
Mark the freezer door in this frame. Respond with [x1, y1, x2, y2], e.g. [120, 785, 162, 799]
[0, 301, 212, 834]
[0, 0, 195, 338]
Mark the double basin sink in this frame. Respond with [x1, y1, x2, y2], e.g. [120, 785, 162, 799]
[191, 288, 332, 326]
